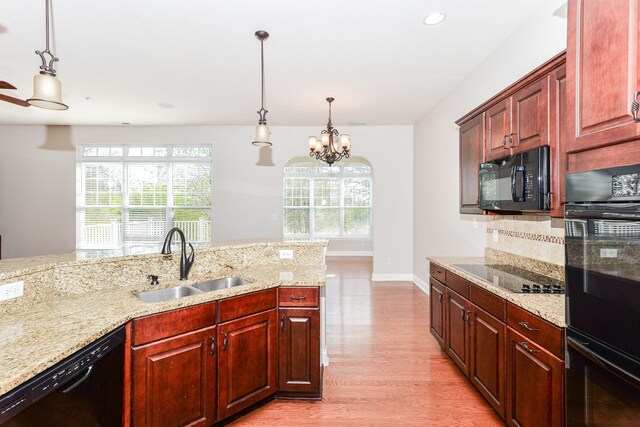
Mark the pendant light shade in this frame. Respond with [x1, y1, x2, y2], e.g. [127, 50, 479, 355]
[253, 124, 271, 146]
[27, 0, 69, 111]
[252, 30, 271, 146]
[27, 73, 68, 110]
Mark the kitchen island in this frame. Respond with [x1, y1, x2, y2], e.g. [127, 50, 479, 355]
[0, 240, 327, 402]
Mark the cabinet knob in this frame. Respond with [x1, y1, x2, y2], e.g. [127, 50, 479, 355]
[210, 336, 215, 355]
[222, 333, 228, 351]
[632, 91, 640, 122]
[502, 136, 507, 148]
[518, 341, 540, 354]
[281, 315, 285, 331]
[509, 132, 517, 147]
[461, 308, 466, 321]
[466, 311, 473, 324]
[438, 292, 443, 303]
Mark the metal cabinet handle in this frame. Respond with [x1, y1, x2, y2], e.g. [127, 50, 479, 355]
[61, 365, 94, 393]
[502, 135, 507, 148]
[438, 292, 443, 303]
[632, 91, 640, 122]
[436, 269, 443, 275]
[518, 321, 540, 332]
[509, 132, 517, 147]
[210, 336, 215, 355]
[281, 315, 285, 331]
[466, 311, 473, 324]
[518, 341, 540, 354]
[290, 296, 307, 300]
[222, 333, 228, 351]
[461, 308, 466, 321]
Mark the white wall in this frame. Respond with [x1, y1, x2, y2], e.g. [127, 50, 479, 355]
[0, 124, 413, 278]
[412, 0, 568, 284]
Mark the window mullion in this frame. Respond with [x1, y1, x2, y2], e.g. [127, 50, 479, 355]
[121, 160, 127, 246]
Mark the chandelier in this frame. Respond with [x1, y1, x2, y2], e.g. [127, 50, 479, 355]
[27, 0, 69, 110]
[308, 97, 350, 165]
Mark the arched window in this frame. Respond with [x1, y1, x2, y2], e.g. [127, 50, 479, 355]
[283, 157, 372, 240]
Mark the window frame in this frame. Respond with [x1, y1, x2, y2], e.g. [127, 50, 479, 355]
[76, 144, 213, 250]
[283, 158, 373, 240]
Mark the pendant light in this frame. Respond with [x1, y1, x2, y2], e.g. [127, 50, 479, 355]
[252, 30, 271, 146]
[308, 97, 351, 165]
[27, 0, 69, 110]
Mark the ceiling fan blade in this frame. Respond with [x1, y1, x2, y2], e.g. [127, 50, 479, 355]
[0, 81, 17, 90]
[0, 93, 30, 107]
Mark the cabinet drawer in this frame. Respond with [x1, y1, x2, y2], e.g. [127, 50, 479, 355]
[470, 284, 506, 321]
[279, 287, 319, 307]
[446, 271, 470, 299]
[506, 303, 563, 359]
[132, 301, 217, 346]
[218, 288, 277, 323]
[429, 263, 446, 283]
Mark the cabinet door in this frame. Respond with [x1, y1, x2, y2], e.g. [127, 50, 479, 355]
[506, 327, 564, 427]
[511, 77, 549, 154]
[445, 289, 470, 377]
[567, 0, 640, 153]
[217, 309, 278, 421]
[278, 308, 321, 396]
[470, 305, 506, 419]
[486, 99, 512, 160]
[429, 278, 445, 348]
[132, 326, 216, 427]
[459, 114, 485, 214]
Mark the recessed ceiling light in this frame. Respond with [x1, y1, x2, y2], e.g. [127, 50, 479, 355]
[423, 12, 446, 26]
[158, 102, 175, 109]
[85, 97, 95, 102]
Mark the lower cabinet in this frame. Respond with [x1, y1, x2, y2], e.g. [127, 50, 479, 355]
[217, 308, 278, 421]
[470, 304, 505, 418]
[429, 278, 445, 348]
[445, 288, 470, 377]
[278, 308, 321, 397]
[131, 326, 217, 427]
[506, 327, 564, 427]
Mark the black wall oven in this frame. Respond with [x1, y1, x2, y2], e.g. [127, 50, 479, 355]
[565, 165, 640, 426]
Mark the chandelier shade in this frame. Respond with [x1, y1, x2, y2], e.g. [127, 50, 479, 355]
[309, 97, 350, 165]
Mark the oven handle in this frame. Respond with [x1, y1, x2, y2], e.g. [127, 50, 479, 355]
[565, 207, 640, 221]
[60, 365, 94, 394]
[567, 336, 640, 388]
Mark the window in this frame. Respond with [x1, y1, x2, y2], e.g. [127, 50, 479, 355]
[283, 157, 372, 240]
[76, 145, 212, 250]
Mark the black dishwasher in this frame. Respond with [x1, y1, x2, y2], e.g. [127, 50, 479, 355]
[0, 326, 125, 426]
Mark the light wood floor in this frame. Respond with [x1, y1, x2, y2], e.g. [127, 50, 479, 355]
[230, 257, 505, 426]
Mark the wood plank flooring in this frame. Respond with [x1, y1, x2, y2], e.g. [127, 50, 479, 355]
[230, 257, 504, 426]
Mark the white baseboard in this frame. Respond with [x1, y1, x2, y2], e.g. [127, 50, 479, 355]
[370, 273, 414, 282]
[326, 251, 374, 257]
[413, 275, 429, 294]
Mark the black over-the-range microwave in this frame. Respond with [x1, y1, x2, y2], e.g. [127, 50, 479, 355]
[479, 146, 550, 212]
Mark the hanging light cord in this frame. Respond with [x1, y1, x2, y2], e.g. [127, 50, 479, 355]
[35, 0, 59, 76]
[257, 35, 268, 124]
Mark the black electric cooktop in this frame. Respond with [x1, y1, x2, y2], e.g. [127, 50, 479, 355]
[452, 264, 564, 294]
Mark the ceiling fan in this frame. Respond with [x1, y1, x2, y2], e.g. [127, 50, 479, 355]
[0, 81, 30, 107]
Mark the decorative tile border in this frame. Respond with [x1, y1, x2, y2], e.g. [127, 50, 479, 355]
[486, 228, 565, 245]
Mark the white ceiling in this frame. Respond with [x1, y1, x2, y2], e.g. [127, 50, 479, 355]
[0, 0, 554, 126]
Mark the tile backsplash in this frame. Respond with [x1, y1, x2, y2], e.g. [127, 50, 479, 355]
[486, 215, 564, 266]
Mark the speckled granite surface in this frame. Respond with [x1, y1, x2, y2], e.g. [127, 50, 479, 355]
[428, 256, 565, 328]
[0, 241, 326, 396]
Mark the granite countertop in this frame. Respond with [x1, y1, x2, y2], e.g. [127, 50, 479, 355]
[428, 256, 565, 328]
[0, 245, 326, 396]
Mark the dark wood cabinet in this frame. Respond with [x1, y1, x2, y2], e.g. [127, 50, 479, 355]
[510, 77, 549, 155]
[470, 304, 505, 419]
[566, 0, 640, 161]
[444, 288, 470, 377]
[486, 99, 512, 160]
[506, 327, 564, 427]
[132, 326, 216, 427]
[459, 113, 485, 213]
[217, 308, 278, 420]
[429, 278, 445, 349]
[278, 287, 322, 398]
[278, 308, 321, 397]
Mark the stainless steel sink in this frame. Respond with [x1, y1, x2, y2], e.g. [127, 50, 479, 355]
[192, 277, 253, 292]
[135, 285, 203, 303]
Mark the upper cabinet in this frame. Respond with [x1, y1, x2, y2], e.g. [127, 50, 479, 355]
[456, 52, 565, 216]
[566, 0, 640, 174]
